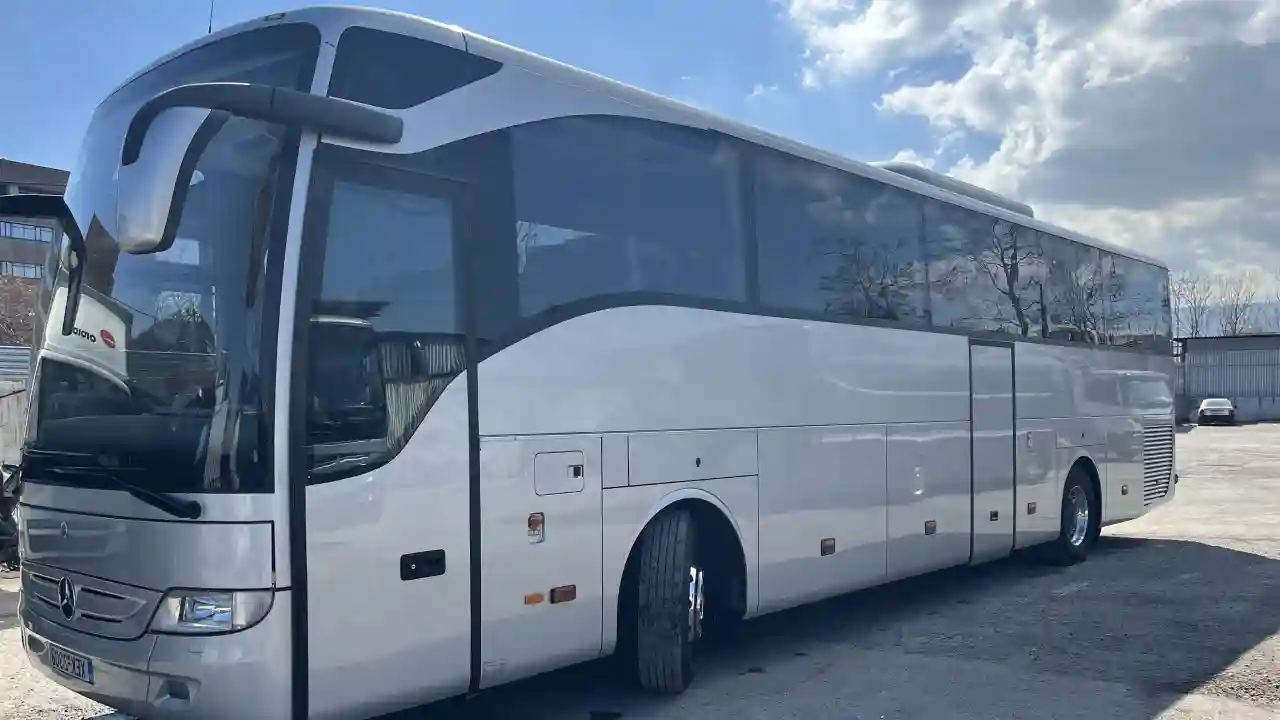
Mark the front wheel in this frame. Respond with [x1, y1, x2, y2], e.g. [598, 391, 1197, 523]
[629, 508, 703, 694]
[1036, 467, 1098, 566]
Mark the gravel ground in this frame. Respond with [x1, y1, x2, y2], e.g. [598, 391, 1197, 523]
[2, 423, 1277, 719]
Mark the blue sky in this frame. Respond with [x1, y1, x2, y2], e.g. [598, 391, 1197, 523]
[0, 0, 943, 174]
[4, 1, 1274, 283]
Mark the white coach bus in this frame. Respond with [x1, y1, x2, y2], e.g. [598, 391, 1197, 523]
[6, 7, 1175, 719]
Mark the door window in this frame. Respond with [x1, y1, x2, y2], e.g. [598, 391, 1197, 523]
[301, 157, 466, 482]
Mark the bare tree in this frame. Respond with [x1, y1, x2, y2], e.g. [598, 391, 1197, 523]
[1217, 271, 1259, 336]
[0, 277, 39, 346]
[1269, 270, 1280, 332]
[1172, 271, 1214, 338]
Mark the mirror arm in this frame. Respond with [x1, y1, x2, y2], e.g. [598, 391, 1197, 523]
[0, 194, 86, 337]
[123, 82, 404, 166]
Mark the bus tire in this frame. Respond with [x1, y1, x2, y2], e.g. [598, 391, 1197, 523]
[631, 508, 702, 694]
[1037, 466, 1098, 566]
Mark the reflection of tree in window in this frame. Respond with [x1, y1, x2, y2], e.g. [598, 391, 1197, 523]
[755, 152, 926, 321]
[815, 185, 926, 322]
[926, 202, 1044, 337]
[970, 220, 1044, 337]
[1043, 235, 1102, 343]
[1104, 254, 1169, 349]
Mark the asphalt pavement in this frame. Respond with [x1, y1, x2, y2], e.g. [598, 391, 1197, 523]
[2, 423, 1277, 719]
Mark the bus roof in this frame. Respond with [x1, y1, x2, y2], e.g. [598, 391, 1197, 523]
[111, 5, 1168, 270]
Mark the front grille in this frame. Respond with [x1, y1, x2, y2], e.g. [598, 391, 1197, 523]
[1142, 418, 1175, 505]
[22, 563, 159, 640]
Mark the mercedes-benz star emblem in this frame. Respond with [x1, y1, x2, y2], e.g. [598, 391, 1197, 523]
[59, 521, 69, 539]
[57, 577, 76, 620]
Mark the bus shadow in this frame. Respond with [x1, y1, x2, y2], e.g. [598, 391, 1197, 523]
[397, 535, 1279, 719]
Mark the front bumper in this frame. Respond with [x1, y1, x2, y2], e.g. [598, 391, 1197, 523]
[20, 589, 293, 719]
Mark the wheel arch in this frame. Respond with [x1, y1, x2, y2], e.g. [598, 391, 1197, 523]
[1066, 451, 1103, 533]
[614, 489, 751, 653]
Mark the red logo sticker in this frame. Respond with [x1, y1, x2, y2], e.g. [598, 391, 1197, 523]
[100, 329, 116, 349]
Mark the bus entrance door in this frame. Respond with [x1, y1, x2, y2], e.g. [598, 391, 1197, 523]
[970, 341, 1016, 563]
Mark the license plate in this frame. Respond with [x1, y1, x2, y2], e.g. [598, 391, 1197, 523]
[49, 644, 94, 684]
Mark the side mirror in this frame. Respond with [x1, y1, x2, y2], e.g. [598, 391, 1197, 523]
[114, 82, 403, 257]
[115, 107, 225, 255]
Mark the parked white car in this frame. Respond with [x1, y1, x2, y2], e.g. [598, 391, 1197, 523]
[1197, 398, 1237, 426]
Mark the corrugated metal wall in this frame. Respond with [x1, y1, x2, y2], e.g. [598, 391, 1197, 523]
[0, 347, 31, 460]
[1182, 339, 1280, 422]
[0, 346, 31, 382]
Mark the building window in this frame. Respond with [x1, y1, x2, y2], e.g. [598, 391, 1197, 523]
[0, 221, 54, 243]
[0, 262, 43, 279]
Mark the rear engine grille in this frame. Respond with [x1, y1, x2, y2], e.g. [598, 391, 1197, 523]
[1142, 418, 1175, 505]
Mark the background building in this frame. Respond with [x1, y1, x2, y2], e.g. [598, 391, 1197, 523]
[1177, 334, 1280, 423]
[0, 159, 67, 458]
[0, 158, 67, 353]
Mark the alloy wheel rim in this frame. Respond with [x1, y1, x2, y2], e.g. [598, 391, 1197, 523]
[1067, 485, 1090, 547]
[688, 565, 705, 642]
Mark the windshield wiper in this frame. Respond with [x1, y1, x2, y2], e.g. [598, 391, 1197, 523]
[23, 449, 202, 520]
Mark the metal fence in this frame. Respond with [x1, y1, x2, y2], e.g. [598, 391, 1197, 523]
[0, 345, 30, 382]
[1180, 343, 1280, 422]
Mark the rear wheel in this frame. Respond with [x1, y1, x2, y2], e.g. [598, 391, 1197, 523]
[629, 508, 703, 694]
[1036, 467, 1098, 566]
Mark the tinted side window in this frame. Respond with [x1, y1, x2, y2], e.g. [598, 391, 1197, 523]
[1105, 253, 1170, 349]
[510, 117, 746, 316]
[329, 27, 501, 109]
[1042, 234, 1103, 343]
[754, 151, 927, 323]
[303, 160, 465, 482]
[924, 200, 1045, 337]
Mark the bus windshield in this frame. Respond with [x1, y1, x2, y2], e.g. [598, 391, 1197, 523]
[24, 24, 319, 494]
[1126, 378, 1174, 407]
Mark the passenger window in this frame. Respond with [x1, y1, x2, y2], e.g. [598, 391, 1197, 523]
[754, 151, 927, 323]
[1084, 376, 1117, 404]
[1042, 234, 1103, 343]
[509, 117, 747, 316]
[328, 27, 501, 110]
[303, 164, 465, 481]
[924, 200, 1045, 337]
[1104, 253, 1170, 350]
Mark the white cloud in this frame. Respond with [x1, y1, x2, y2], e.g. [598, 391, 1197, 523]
[785, 0, 1280, 276]
[888, 148, 935, 169]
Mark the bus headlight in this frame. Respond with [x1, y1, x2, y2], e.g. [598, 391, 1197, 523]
[150, 590, 273, 635]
